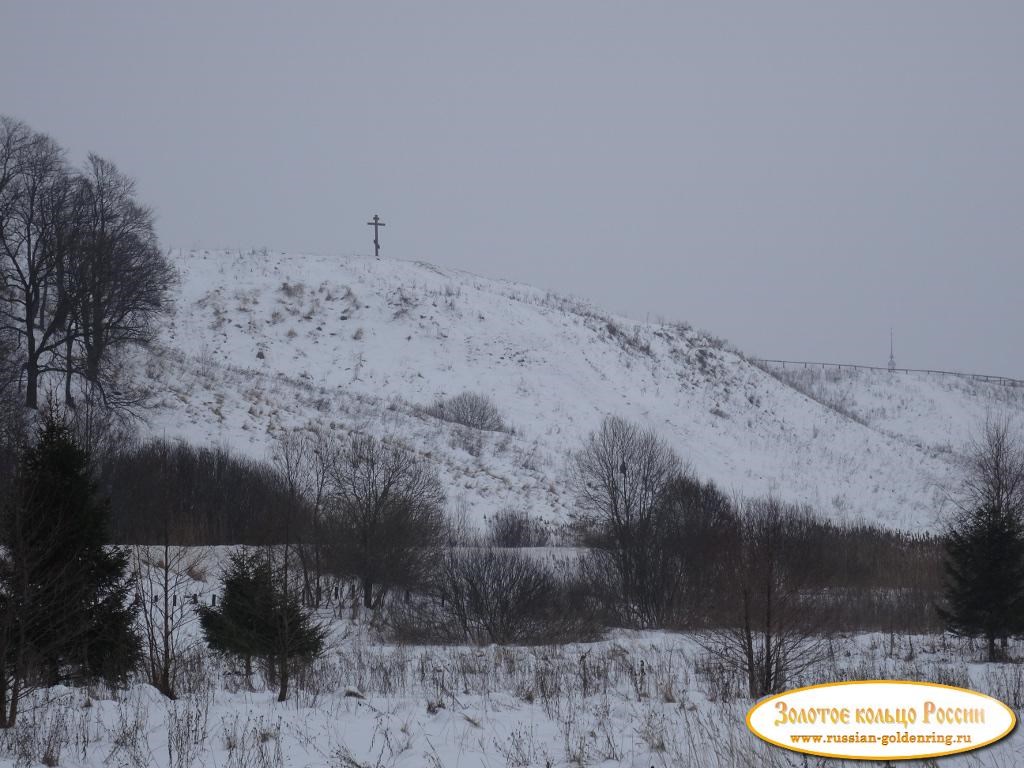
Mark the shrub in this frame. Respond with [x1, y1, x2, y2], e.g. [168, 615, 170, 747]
[487, 507, 550, 547]
[389, 548, 603, 645]
[425, 392, 507, 432]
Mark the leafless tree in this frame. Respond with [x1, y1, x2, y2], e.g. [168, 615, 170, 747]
[61, 385, 137, 460]
[569, 415, 685, 626]
[101, 439, 300, 544]
[954, 415, 1024, 519]
[298, 427, 341, 606]
[123, 436, 204, 701]
[325, 433, 446, 609]
[132, 543, 207, 699]
[268, 431, 317, 700]
[271, 427, 343, 605]
[0, 117, 174, 413]
[646, 474, 738, 628]
[69, 154, 175, 407]
[0, 119, 76, 409]
[439, 548, 553, 644]
[700, 497, 830, 698]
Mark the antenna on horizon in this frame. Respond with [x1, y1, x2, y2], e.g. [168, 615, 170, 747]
[888, 328, 896, 373]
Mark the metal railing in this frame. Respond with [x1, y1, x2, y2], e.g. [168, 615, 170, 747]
[750, 359, 1024, 387]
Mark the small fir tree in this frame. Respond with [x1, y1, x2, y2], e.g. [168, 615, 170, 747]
[941, 501, 1024, 660]
[199, 549, 325, 700]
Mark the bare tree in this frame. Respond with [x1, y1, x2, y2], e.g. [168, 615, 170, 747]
[0, 120, 76, 409]
[645, 474, 738, 628]
[325, 433, 446, 609]
[700, 498, 829, 698]
[68, 154, 176, 406]
[956, 416, 1024, 519]
[297, 427, 341, 606]
[125, 435, 205, 701]
[569, 415, 685, 626]
[0, 117, 174, 412]
[133, 543, 207, 698]
[269, 430, 315, 701]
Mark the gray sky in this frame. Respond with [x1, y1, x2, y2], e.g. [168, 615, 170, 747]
[3, 2, 1022, 377]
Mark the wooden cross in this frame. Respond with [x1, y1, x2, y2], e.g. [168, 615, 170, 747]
[367, 214, 386, 258]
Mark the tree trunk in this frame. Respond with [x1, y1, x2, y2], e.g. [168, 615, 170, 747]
[363, 579, 373, 609]
[64, 334, 74, 406]
[0, 675, 8, 729]
[277, 654, 289, 702]
[1, 676, 21, 729]
[24, 358, 37, 409]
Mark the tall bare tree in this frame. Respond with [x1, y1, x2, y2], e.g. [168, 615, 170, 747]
[70, 154, 175, 406]
[700, 498, 829, 698]
[133, 544, 207, 699]
[0, 120, 76, 409]
[1, 116, 175, 411]
[291, 427, 340, 607]
[325, 433, 446, 609]
[570, 416, 685, 626]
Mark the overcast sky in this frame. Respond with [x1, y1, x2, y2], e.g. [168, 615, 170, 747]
[3, 2, 1022, 376]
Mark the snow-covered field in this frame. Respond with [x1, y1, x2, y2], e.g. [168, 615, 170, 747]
[5, 591, 1024, 766]
[137, 248, 1024, 532]
[7, 545, 1023, 767]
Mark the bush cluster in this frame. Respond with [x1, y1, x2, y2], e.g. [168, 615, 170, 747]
[424, 391, 508, 432]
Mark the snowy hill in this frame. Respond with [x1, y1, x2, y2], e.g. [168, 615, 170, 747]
[135, 249, 1024, 532]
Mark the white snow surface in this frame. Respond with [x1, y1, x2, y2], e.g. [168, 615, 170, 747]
[135, 248, 1024, 532]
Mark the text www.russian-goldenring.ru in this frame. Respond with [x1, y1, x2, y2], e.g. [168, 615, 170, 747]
[790, 732, 972, 748]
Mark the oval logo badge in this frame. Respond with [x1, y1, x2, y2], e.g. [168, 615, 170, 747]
[746, 680, 1016, 761]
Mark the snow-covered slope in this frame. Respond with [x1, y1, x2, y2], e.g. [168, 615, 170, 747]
[135, 249, 1024, 532]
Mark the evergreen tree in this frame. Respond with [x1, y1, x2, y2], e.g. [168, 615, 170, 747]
[0, 412, 138, 725]
[199, 549, 325, 701]
[941, 502, 1024, 660]
[940, 419, 1024, 662]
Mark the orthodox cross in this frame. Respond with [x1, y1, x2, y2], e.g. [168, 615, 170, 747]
[367, 214, 386, 258]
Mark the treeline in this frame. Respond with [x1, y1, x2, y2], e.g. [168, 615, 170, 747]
[99, 441, 299, 545]
[0, 392, 956, 708]
[89, 420, 943, 645]
[0, 115, 174, 410]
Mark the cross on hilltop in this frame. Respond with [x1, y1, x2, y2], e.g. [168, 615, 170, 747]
[367, 214, 385, 258]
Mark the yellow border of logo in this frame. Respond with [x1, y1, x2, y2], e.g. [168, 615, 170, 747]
[746, 680, 1017, 761]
